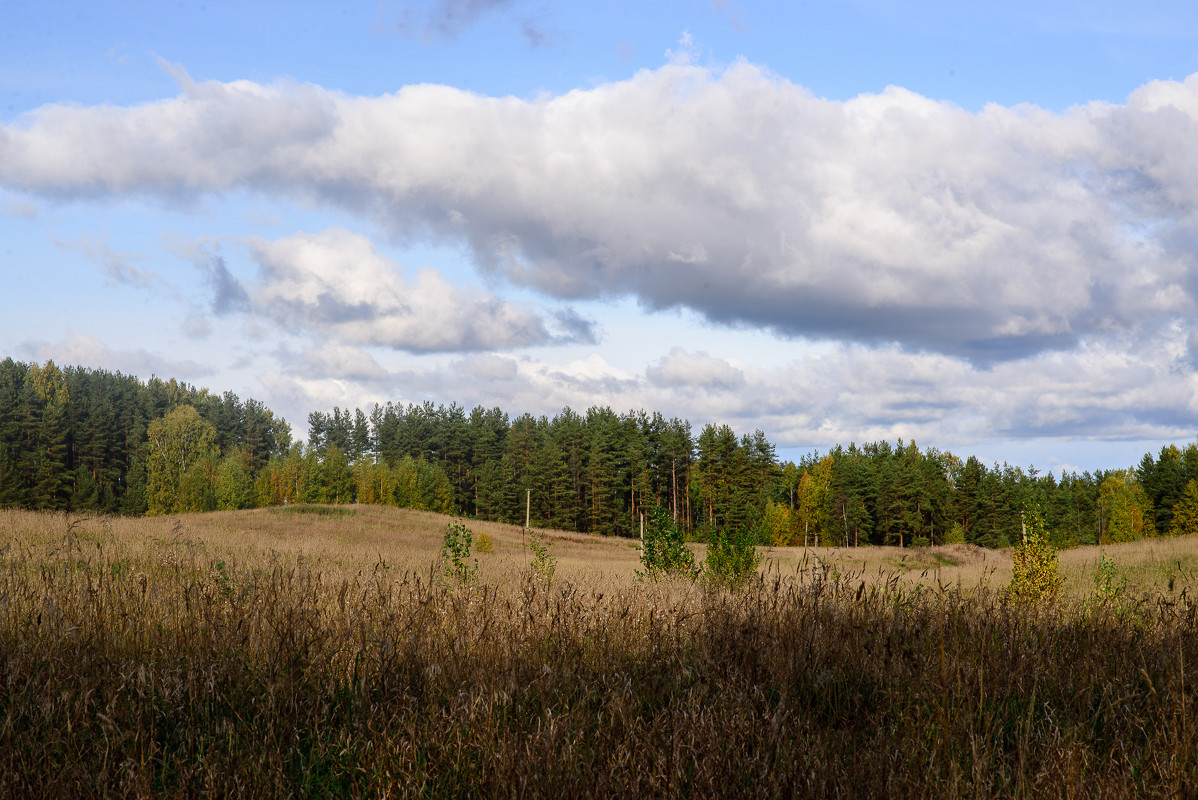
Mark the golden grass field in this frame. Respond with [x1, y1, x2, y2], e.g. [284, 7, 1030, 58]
[1, 505, 1197, 798]
[4, 503, 1190, 597]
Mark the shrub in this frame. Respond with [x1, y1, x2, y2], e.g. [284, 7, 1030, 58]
[440, 517, 477, 587]
[1092, 550, 1127, 605]
[637, 505, 697, 580]
[526, 528, 556, 585]
[703, 528, 761, 589]
[476, 531, 494, 554]
[1004, 508, 1062, 605]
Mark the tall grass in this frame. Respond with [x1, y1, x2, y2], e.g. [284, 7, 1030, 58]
[0, 508, 1195, 797]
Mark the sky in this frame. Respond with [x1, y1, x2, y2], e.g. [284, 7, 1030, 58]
[4, 0, 1198, 475]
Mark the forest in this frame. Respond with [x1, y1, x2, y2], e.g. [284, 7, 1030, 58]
[3, 356, 1198, 550]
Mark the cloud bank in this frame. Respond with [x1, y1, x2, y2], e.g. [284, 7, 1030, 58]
[4, 63, 1198, 363]
[5, 59, 1198, 451]
[262, 335, 1196, 453]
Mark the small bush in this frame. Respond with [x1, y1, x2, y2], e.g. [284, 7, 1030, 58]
[476, 531, 494, 554]
[637, 505, 697, 580]
[440, 517, 477, 586]
[1004, 508, 1062, 605]
[1093, 550, 1127, 605]
[703, 528, 761, 589]
[526, 528, 556, 584]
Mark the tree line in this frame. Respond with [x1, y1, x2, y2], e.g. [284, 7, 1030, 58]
[0, 359, 291, 515]
[4, 358, 1198, 549]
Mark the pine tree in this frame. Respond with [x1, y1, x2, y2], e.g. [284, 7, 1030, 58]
[27, 361, 71, 511]
[0, 359, 28, 508]
[586, 407, 622, 536]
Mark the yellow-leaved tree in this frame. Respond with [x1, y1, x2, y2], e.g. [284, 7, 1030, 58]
[797, 455, 834, 547]
[1005, 505, 1063, 605]
[146, 405, 217, 515]
[762, 500, 796, 547]
[1097, 470, 1154, 543]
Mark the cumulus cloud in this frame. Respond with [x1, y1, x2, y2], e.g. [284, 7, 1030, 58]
[5, 61, 1198, 364]
[17, 331, 211, 380]
[646, 347, 745, 390]
[238, 228, 595, 352]
[453, 353, 521, 382]
[281, 344, 392, 382]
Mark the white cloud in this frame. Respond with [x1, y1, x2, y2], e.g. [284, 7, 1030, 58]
[285, 344, 392, 382]
[197, 228, 595, 352]
[4, 61, 1198, 364]
[452, 353, 520, 382]
[646, 347, 744, 390]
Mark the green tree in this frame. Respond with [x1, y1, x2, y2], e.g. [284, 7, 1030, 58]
[0, 359, 26, 508]
[215, 447, 255, 510]
[1169, 479, 1198, 537]
[703, 528, 762, 589]
[26, 361, 71, 510]
[179, 453, 218, 512]
[638, 504, 697, 580]
[316, 444, 354, 504]
[146, 405, 218, 515]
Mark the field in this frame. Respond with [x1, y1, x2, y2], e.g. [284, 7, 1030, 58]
[1, 505, 1197, 798]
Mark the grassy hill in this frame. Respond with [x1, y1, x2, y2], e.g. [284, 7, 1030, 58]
[5, 503, 1189, 595]
[1, 506, 1196, 797]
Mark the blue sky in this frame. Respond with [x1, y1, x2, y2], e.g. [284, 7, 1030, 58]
[4, 0, 1198, 474]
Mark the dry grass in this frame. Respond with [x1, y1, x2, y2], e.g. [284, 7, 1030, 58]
[1, 506, 1197, 798]
[761, 542, 1013, 594]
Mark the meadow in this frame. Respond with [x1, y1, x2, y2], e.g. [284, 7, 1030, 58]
[0, 505, 1196, 798]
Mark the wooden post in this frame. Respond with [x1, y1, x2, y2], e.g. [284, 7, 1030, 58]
[525, 489, 531, 532]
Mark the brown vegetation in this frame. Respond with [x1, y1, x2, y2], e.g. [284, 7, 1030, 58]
[0, 507, 1196, 797]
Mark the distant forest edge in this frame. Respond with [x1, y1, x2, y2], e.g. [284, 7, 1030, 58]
[3, 357, 1198, 550]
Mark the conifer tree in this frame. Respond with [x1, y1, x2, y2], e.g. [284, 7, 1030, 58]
[27, 361, 70, 510]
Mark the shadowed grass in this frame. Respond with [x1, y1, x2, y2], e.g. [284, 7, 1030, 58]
[0, 508, 1196, 797]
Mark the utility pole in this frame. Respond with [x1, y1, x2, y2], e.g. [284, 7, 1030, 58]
[526, 489, 531, 532]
